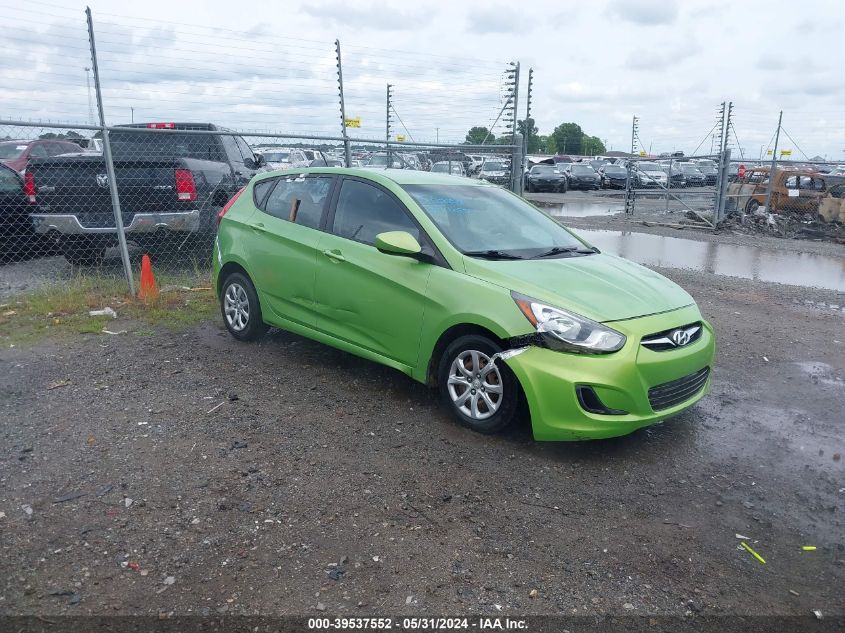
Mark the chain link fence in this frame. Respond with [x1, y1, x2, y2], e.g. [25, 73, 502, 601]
[0, 119, 520, 297]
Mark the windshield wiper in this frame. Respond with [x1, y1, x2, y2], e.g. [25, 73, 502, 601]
[533, 245, 598, 259]
[463, 249, 525, 260]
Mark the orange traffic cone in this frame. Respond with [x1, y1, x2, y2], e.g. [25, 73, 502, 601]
[138, 254, 159, 302]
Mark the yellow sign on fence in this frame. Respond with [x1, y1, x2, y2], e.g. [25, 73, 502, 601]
[396, 135, 406, 142]
[638, 150, 647, 156]
[344, 117, 361, 128]
[780, 149, 792, 157]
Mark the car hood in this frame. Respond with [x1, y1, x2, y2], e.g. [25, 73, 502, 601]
[463, 252, 694, 323]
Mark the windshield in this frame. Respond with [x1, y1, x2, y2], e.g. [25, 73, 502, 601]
[681, 164, 700, 173]
[570, 165, 595, 175]
[604, 166, 626, 175]
[531, 165, 558, 175]
[403, 184, 585, 256]
[0, 143, 27, 160]
[432, 163, 460, 173]
[481, 161, 506, 172]
[262, 151, 289, 162]
[697, 160, 715, 167]
[367, 155, 389, 166]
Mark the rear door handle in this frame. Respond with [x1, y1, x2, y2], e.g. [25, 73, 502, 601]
[250, 222, 267, 233]
[322, 249, 345, 262]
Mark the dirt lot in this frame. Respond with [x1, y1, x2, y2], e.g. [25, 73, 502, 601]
[1, 263, 844, 622]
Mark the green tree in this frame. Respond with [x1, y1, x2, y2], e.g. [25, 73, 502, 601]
[582, 135, 607, 156]
[551, 122, 584, 156]
[465, 126, 493, 145]
[517, 118, 541, 153]
[537, 135, 555, 154]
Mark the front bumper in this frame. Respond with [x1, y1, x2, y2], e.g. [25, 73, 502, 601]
[504, 306, 715, 441]
[30, 210, 201, 235]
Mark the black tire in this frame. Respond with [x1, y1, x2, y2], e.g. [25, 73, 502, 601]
[745, 199, 760, 214]
[61, 237, 106, 267]
[219, 272, 268, 342]
[526, 181, 533, 193]
[437, 334, 521, 435]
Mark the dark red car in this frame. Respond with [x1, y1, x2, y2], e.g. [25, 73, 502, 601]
[0, 139, 83, 173]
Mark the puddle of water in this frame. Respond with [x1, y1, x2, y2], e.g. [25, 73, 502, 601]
[538, 201, 625, 217]
[574, 229, 845, 292]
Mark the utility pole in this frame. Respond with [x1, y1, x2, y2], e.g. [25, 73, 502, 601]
[435, 128, 439, 143]
[335, 39, 351, 167]
[130, 106, 134, 123]
[631, 116, 637, 154]
[386, 84, 393, 165]
[84, 67, 94, 125]
[763, 111, 782, 214]
[509, 62, 520, 144]
[524, 67, 533, 157]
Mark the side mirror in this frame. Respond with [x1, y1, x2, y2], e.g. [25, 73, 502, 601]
[374, 231, 423, 258]
[255, 154, 267, 167]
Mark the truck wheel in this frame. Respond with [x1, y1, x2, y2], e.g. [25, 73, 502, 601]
[746, 199, 760, 214]
[61, 238, 106, 267]
[220, 272, 268, 342]
[438, 335, 521, 435]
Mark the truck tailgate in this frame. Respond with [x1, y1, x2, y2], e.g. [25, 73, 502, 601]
[31, 156, 195, 229]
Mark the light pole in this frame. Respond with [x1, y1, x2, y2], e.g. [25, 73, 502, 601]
[130, 106, 134, 123]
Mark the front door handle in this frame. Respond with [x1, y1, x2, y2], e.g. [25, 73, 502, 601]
[250, 222, 267, 233]
[322, 249, 345, 262]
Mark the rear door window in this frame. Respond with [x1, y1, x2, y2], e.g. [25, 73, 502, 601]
[261, 175, 333, 229]
[29, 144, 49, 158]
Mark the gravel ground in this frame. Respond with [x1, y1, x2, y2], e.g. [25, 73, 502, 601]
[1, 265, 843, 620]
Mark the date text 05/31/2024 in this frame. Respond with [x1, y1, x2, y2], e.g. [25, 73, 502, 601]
[307, 617, 529, 630]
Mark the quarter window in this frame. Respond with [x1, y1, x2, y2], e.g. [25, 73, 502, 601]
[262, 176, 332, 229]
[331, 179, 420, 246]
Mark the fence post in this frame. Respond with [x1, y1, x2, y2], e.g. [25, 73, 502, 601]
[335, 39, 351, 168]
[85, 7, 135, 295]
[511, 133, 524, 194]
[763, 110, 782, 214]
[715, 148, 731, 223]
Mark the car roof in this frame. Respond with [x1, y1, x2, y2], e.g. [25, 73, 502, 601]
[255, 167, 489, 187]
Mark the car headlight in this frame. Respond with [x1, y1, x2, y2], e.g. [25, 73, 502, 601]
[512, 292, 626, 354]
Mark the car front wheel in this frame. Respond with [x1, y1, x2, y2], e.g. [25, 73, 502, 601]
[438, 335, 521, 434]
[220, 272, 268, 342]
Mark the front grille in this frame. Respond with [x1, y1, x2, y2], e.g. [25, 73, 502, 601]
[641, 322, 702, 351]
[648, 367, 710, 411]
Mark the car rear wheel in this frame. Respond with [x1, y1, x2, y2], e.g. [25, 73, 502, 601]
[220, 272, 268, 342]
[438, 335, 521, 434]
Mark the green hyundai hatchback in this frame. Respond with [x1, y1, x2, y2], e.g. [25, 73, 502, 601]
[213, 168, 715, 441]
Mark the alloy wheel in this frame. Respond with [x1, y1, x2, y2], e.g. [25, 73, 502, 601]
[447, 350, 503, 420]
[224, 282, 250, 332]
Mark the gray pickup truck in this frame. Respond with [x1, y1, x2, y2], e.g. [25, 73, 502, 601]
[25, 123, 267, 265]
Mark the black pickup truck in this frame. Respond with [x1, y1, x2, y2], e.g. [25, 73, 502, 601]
[25, 123, 267, 265]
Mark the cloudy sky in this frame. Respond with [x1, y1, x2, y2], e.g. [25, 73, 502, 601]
[2, 0, 843, 159]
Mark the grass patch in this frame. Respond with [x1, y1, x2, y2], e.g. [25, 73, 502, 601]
[0, 273, 217, 347]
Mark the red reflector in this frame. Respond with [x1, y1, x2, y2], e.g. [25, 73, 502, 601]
[23, 170, 36, 203]
[217, 187, 245, 226]
[174, 169, 197, 202]
[147, 122, 176, 129]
